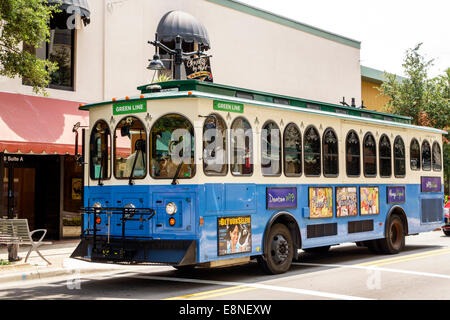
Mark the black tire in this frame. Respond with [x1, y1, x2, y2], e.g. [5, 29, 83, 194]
[304, 246, 331, 254]
[443, 230, 450, 236]
[258, 223, 294, 275]
[377, 215, 405, 254]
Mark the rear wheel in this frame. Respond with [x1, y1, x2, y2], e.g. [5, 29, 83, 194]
[258, 224, 294, 275]
[377, 215, 405, 254]
[443, 230, 450, 236]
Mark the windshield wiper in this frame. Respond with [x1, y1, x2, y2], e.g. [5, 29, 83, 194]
[129, 139, 145, 186]
[171, 160, 184, 185]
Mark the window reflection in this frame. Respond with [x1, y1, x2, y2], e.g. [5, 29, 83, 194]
[150, 114, 195, 179]
[114, 117, 147, 179]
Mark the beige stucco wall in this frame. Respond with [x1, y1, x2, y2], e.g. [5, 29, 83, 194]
[0, 0, 362, 106]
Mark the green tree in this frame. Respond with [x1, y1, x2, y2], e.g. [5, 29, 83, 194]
[0, 0, 59, 95]
[379, 43, 450, 195]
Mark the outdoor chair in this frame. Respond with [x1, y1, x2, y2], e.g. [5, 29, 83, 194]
[0, 219, 52, 265]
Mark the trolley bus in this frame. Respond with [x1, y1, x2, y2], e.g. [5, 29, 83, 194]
[71, 80, 446, 274]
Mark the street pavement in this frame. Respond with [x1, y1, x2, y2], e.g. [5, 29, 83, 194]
[1, 229, 449, 301]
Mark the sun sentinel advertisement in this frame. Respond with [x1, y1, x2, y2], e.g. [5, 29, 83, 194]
[217, 216, 252, 256]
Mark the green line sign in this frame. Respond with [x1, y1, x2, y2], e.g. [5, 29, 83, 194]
[113, 100, 147, 115]
[213, 100, 244, 113]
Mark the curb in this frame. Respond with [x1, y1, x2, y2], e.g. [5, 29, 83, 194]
[0, 267, 120, 285]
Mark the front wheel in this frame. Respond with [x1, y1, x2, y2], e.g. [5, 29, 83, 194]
[443, 229, 450, 236]
[258, 224, 294, 275]
[377, 215, 405, 254]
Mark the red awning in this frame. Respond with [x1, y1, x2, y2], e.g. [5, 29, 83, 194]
[0, 92, 89, 155]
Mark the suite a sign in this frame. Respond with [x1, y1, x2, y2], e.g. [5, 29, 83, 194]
[113, 101, 147, 115]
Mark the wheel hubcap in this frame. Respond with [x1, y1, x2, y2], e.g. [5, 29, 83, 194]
[270, 234, 289, 265]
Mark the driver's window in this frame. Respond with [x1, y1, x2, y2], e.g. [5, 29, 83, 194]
[114, 116, 147, 179]
[150, 114, 195, 179]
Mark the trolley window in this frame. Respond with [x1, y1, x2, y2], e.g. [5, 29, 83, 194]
[379, 134, 392, 177]
[323, 128, 338, 177]
[150, 114, 195, 179]
[283, 123, 302, 177]
[421, 140, 431, 171]
[89, 120, 111, 181]
[363, 132, 377, 177]
[203, 114, 227, 176]
[304, 126, 321, 177]
[261, 121, 281, 176]
[346, 130, 360, 177]
[114, 116, 147, 179]
[230, 117, 253, 176]
[394, 136, 406, 177]
[410, 138, 420, 170]
[432, 141, 442, 171]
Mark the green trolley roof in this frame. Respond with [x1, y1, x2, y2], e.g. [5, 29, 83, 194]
[81, 80, 412, 125]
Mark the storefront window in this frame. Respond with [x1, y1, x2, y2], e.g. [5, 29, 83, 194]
[23, 28, 75, 90]
[150, 114, 195, 179]
[89, 120, 111, 180]
[114, 117, 147, 179]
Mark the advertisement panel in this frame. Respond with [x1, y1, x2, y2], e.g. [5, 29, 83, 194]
[217, 216, 252, 256]
[309, 187, 333, 219]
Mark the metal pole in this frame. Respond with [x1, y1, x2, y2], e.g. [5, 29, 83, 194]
[174, 35, 183, 80]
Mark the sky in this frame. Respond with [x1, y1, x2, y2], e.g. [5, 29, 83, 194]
[239, 0, 450, 78]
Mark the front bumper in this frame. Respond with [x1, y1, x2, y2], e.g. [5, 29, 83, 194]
[71, 236, 197, 266]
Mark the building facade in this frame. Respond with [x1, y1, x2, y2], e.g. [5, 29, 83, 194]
[0, 0, 368, 238]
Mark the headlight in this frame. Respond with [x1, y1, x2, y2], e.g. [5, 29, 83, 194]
[166, 202, 177, 215]
[93, 202, 102, 208]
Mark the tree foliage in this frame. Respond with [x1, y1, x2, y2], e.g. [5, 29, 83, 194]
[379, 43, 450, 195]
[0, 0, 59, 95]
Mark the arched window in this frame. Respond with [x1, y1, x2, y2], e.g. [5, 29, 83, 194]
[90, 120, 111, 181]
[304, 126, 321, 176]
[432, 141, 442, 171]
[421, 140, 431, 171]
[346, 130, 360, 177]
[363, 133, 377, 177]
[323, 128, 338, 177]
[203, 114, 227, 176]
[283, 123, 302, 177]
[261, 121, 281, 176]
[114, 116, 147, 179]
[394, 136, 406, 177]
[379, 134, 392, 177]
[150, 114, 195, 179]
[230, 117, 253, 176]
[410, 138, 420, 170]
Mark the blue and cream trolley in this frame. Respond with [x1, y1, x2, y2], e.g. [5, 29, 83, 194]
[71, 80, 445, 274]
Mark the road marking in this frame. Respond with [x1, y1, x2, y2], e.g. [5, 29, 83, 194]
[133, 275, 372, 300]
[164, 285, 249, 300]
[292, 262, 450, 280]
[357, 248, 450, 267]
